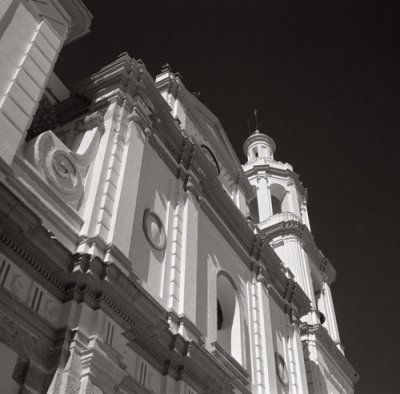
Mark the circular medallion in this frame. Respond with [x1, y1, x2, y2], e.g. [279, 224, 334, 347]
[143, 209, 166, 250]
[200, 145, 220, 174]
[275, 352, 289, 386]
[44, 148, 83, 201]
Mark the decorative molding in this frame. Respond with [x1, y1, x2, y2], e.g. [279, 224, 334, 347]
[142, 209, 167, 251]
[0, 252, 63, 327]
[0, 233, 64, 292]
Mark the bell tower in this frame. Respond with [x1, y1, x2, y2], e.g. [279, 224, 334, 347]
[243, 129, 311, 229]
[242, 126, 350, 392]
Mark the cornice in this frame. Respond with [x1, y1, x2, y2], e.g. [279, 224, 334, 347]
[0, 182, 73, 293]
[211, 342, 251, 394]
[256, 248, 311, 318]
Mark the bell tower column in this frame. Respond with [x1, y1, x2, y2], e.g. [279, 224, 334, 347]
[256, 174, 273, 222]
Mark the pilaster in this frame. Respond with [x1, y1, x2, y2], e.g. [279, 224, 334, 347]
[300, 199, 311, 231]
[48, 303, 127, 394]
[168, 182, 186, 312]
[287, 325, 309, 394]
[108, 98, 151, 257]
[78, 101, 129, 260]
[93, 101, 130, 243]
[180, 183, 200, 324]
[0, 1, 68, 166]
[252, 270, 278, 394]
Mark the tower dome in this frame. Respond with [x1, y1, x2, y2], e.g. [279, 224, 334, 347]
[243, 129, 276, 161]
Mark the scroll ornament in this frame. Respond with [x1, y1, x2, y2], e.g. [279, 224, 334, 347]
[25, 112, 104, 205]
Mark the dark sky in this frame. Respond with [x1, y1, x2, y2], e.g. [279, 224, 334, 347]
[55, 1, 400, 392]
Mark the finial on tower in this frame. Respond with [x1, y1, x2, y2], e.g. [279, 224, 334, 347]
[247, 109, 262, 135]
[254, 108, 259, 131]
[243, 109, 276, 161]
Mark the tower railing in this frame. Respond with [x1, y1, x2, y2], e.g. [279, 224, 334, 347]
[259, 212, 302, 228]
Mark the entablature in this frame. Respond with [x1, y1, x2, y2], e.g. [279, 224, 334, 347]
[262, 219, 336, 285]
[243, 162, 306, 198]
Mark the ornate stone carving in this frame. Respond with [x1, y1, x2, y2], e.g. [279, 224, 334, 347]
[24, 112, 104, 206]
[0, 252, 63, 327]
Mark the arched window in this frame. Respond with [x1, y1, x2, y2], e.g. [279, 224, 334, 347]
[216, 273, 243, 363]
[270, 183, 287, 215]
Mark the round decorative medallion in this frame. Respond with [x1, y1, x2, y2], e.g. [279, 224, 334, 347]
[44, 148, 83, 201]
[143, 209, 166, 250]
[200, 144, 220, 174]
[275, 352, 289, 386]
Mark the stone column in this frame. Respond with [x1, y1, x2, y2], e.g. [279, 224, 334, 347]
[287, 180, 300, 217]
[256, 174, 272, 222]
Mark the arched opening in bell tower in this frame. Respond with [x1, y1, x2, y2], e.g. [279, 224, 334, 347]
[271, 195, 282, 215]
[270, 183, 289, 215]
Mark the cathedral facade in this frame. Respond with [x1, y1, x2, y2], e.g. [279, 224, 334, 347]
[0, 1, 358, 393]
